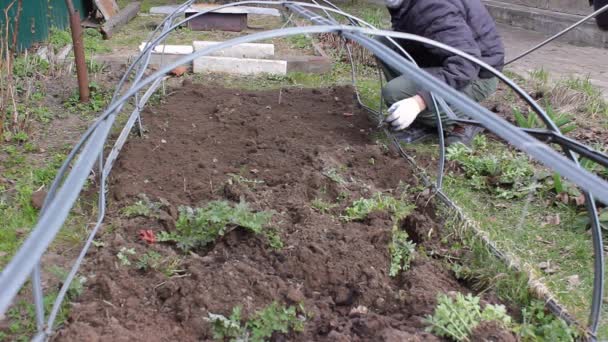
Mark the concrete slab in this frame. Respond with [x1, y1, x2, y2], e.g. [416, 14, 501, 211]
[187, 12, 247, 32]
[193, 56, 287, 75]
[193, 41, 274, 59]
[484, 0, 608, 48]
[285, 55, 332, 74]
[139, 43, 193, 54]
[149, 4, 280, 17]
[499, 24, 608, 99]
[138, 43, 193, 68]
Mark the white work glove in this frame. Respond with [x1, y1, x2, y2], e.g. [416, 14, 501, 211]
[385, 0, 404, 9]
[385, 97, 424, 131]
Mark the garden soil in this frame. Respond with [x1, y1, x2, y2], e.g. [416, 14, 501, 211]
[54, 84, 514, 341]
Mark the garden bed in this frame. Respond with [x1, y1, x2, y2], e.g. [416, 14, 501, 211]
[54, 84, 516, 341]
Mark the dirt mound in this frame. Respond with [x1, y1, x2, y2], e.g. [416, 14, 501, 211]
[470, 321, 517, 342]
[55, 84, 507, 341]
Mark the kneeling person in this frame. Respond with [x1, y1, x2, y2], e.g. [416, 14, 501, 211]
[380, 0, 505, 146]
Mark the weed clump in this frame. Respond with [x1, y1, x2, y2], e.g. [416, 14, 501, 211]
[208, 302, 305, 342]
[120, 195, 162, 218]
[426, 293, 512, 341]
[342, 192, 416, 277]
[389, 230, 416, 277]
[446, 136, 536, 199]
[341, 192, 413, 222]
[158, 201, 282, 251]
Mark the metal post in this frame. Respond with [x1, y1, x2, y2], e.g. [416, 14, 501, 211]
[65, 0, 90, 103]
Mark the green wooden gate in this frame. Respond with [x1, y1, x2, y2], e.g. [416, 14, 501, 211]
[0, 0, 92, 50]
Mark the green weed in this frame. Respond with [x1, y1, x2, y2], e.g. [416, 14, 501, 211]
[389, 229, 416, 277]
[0, 153, 66, 266]
[512, 106, 577, 134]
[247, 302, 305, 341]
[49, 27, 72, 49]
[135, 250, 183, 277]
[83, 28, 111, 54]
[516, 301, 578, 341]
[426, 293, 512, 341]
[446, 135, 537, 199]
[311, 198, 338, 214]
[158, 201, 281, 252]
[208, 306, 246, 340]
[322, 168, 347, 185]
[116, 247, 136, 266]
[65, 82, 112, 113]
[12, 55, 50, 78]
[208, 302, 305, 342]
[4, 267, 84, 340]
[121, 196, 162, 218]
[49, 266, 86, 299]
[342, 192, 413, 221]
[286, 34, 313, 50]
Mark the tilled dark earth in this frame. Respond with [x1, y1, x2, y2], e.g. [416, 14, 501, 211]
[55, 84, 514, 341]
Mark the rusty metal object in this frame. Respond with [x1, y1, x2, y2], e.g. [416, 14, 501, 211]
[94, 0, 119, 20]
[186, 12, 248, 32]
[65, 0, 90, 103]
[101, 2, 141, 39]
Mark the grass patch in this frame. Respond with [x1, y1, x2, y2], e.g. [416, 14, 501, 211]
[433, 137, 606, 336]
[158, 201, 282, 251]
[1, 267, 85, 342]
[285, 34, 313, 50]
[0, 152, 66, 265]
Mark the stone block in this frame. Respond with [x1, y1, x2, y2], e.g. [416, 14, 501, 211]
[193, 41, 275, 59]
[193, 56, 287, 75]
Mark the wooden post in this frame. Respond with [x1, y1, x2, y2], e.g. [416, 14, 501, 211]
[65, 0, 90, 103]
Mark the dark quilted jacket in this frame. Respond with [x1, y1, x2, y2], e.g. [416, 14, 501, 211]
[388, 0, 505, 103]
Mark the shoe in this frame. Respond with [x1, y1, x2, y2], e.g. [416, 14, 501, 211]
[445, 125, 485, 147]
[392, 126, 434, 144]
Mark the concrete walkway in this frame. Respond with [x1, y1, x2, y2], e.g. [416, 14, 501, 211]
[498, 23, 608, 98]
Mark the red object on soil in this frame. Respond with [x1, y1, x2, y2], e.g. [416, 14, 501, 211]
[139, 230, 156, 244]
[170, 66, 188, 77]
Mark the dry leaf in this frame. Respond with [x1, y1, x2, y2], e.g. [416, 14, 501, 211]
[538, 261, 559, 274]
[574, 194, 586, 206]
[556, 193, 569, 204]
[566, 275, 581, 290]
[543, 214, 561, 226]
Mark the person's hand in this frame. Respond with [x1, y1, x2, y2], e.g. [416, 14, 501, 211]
[385, 95, 426, 130]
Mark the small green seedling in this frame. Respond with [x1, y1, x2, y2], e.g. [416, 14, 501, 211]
[323, 168, 347, 185]
[116, 247, 136, 266]
[227, 173, 265, 187]
[311, 198, 338, 214]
